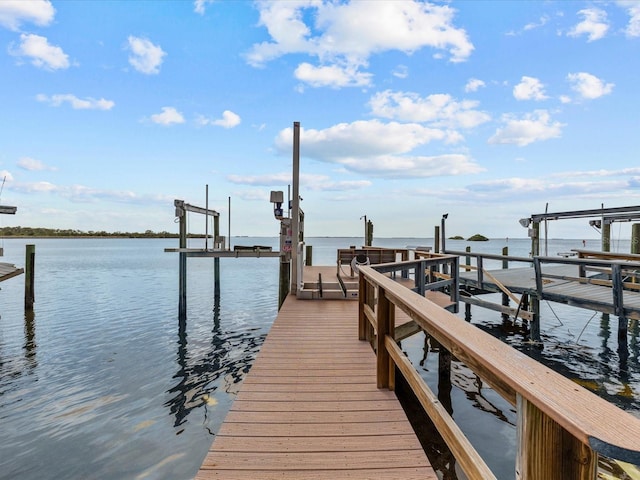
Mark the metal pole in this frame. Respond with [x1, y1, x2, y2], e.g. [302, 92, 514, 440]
[228, 196, 231, 251]
[179, 211, 187, 319]
[205, 184, 209, 250]
[291, 122, 300, 294]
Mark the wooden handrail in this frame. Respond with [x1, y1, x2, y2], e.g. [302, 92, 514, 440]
[358, 263, 640, 479]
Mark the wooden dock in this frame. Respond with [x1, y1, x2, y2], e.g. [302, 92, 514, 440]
[0, 261, 23, 282]
[196, 295, 436, 479]
[459, 263, 640, 320]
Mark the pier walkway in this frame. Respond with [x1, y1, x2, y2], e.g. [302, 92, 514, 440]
[196, 295, 435, 479]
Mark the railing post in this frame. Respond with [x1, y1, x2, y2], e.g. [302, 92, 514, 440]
[417, 261, 426, 296]
[451, 256, 459, 312]
[612, 263, 629, 350]
[516, 394, 596, 480]
[376, 286, 394, 389]
[358, 274, 366, 340]
[502, 246, 509, 320]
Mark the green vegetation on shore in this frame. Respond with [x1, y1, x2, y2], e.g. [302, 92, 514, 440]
[0, 226, 179, 238]
[467, 234, 489, 241]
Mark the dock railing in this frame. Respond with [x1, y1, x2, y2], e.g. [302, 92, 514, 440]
[533, 255, 640, 323]
[358, 256, 640, 480]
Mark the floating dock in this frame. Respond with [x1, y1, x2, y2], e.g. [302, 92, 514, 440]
[195, 296, 436, 479]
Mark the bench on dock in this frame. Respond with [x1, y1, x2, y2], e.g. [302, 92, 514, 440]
[336, 247, 404, 277]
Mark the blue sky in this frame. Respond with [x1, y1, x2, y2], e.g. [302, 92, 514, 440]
[1, 0, 639, 240]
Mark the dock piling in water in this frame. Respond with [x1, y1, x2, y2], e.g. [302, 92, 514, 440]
[25, 244, 35, 310]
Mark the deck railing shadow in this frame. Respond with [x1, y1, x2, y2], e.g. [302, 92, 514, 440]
[358, 255, 640, 480]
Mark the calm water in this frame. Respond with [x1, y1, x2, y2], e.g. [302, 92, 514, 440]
[0, 236, 637, 479]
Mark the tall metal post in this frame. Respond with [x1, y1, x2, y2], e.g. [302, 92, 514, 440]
[291, 121, 300, 294]
[179, 209, 187, 319]
[205, 184, 209, 250]
[214, 210, 220, 299]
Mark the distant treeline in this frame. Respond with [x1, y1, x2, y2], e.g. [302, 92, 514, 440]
[0, 226, 180, 238]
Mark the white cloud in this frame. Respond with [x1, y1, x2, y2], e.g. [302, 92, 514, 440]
[36, 93, 114, 110]
[10, 33, 69, 70]
[17, 157, 56, 171]
[127, 36, 166, 74]
[617, 1, 640, 37]
[523, 15, 550, 32]
[0, 0, 54, 31]
[488, 110, 565, 146]
[513, 76, 548, 101]
[549, 167, 640, 178]
[197, 110, 241, 128]
[567, 72, 614, 99]
[194, 0, 215, 15]
[0, 170, 14, 182]
[228, 172, 372, 192]
[567, 8, 609, 42]
[294, 62, 373, 88]
[14, 181, 58, 193]
[246, 1, 473, 88]
[150, 107, 185, 125]
[369, 90, 490, 129]
[463, 174, 637, 202]
[392, 65, 409, 79]
[507, 14, 551, 36]
[464, 78, 485, 93]
[273, 120, 484, 178]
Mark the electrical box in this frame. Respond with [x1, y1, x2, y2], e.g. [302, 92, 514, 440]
[270, 191, 283, 203]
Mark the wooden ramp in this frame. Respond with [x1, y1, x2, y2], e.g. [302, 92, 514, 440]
[196, 296, 436, 480]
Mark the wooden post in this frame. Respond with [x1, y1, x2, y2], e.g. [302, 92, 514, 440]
[441, 216, 447, 253]
[358, 275, 367, 340]
[531, 222, 540, 257]
[602, 222, 611, 252]
[376, 286, 394, 389]
[434, 225, 440, 253]
[465, 245, 471, 272]
[516, 394, 596, 479]
[438, 346, 453, 415]
[366, 220, 374, 246]
[305, 245, 312, 266]
[502, 246, 509, 321]
[25, 244, 35, 310]
[531, 296, 541, 342]
[632, 223, 640, 254]
[278, 259, 290, 309]
[612, 264, 629, 354]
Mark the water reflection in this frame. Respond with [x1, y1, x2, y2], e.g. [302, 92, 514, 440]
[23, 310, 37, 372]
[165, 295, 265, 431]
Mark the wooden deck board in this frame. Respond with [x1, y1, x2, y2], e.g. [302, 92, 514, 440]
[0, 262, 23, 282]
[196, 296, 435, 479]
[460, 264, 640, 319]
